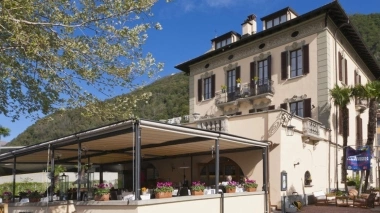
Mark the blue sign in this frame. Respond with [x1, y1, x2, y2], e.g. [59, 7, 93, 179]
[346, 146, 371, 171]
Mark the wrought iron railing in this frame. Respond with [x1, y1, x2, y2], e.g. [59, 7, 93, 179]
[215, 78, 274, 105]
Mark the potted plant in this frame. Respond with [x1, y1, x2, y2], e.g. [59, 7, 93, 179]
[154, 182, 173, 199]
[347, 180, 356, 191]
[244, 179, 258, 192]
[28, 190, 42, 202]
[252, 76, 259, 84]
[2, 191, 12, 203]
[94, 183, 112, 201]
[19, 189, 31, 199]
[221, 85, 227, 93]
[190, 181, 205, 196]
[236, 78, 241, 88]
[225, 181, 238, 193]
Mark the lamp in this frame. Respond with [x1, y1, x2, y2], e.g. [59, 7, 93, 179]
[59, 173, 69, 201]
[286, 124, 295, 136]
[281, 171, 287, 191]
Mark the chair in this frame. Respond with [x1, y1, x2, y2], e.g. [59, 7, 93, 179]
[312, 191, 335, 205]
[110, 191, 118, 200]
[353, 193, 377, 208]
[179, 187, 189, 196]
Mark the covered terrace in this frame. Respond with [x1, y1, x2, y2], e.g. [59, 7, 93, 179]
[0, 119, 270, 213]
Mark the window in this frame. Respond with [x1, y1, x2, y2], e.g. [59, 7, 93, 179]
[197, 75, 215, 102]
[339, 53, 348, 84]
[290, 101, 304, 117]
[204, 77, 212, 100]
[265, 15, 287, 29]
[281, 44, 309, 80]
[216, 38, 232, 49]
[290, 49, 303, 78]
[199, 157, 244, 186]
[258, 59, 269, 85]
[227, 70, 236, 93]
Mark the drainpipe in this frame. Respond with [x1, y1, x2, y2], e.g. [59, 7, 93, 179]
[50, 148, 55, 202]
[12, 155, 16, 203]
[77, 142, 82, 201]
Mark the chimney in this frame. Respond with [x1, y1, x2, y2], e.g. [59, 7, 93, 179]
[241, 14, 257, 36]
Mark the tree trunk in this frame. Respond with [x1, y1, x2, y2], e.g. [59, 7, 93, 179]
[342, 106, 349, 193]
[364, 99, 377, 191]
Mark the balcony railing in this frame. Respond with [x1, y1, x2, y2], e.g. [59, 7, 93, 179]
[215, 78, 274, 106]
[196, 116, 229, 132]
[355, 98, 368, 111]
[302, 118, 322, 140]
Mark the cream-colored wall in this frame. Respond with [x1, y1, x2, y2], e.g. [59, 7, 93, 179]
[224, 193, 265, 213]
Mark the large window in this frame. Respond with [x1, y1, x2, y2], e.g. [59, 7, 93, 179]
[290, 101, 304, 117]
[227, 69, 236, 93]
[258, 59, 268, 85]
[290, 49, 303, 78]
[203, 77, 212, 100]
[265, 15, 287, 29]
[216, 38, 232, 49]
[199, 157, 244, 186]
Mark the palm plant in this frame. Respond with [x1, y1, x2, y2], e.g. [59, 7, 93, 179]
[0, 126, 10, 142]
[352, 81, 380, 190]
[330, 84, 352, 193]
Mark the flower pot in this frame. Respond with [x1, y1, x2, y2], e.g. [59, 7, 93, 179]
[94, 193, 110, 201]
[142, 191, 147, 195]
[155, 192, 172, 199]
[29, 198, 41, 202]
[3, 199, 10, 203]
[226, 187, 236, 193]
[245, 187, 257, 192]
[191, 190, 204, 196]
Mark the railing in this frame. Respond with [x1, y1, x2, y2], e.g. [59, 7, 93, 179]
[302, 118, 320, 137]
[355, 98, 368, 106]
[215, 78, 274, 105]
[196, 116, 229, 132]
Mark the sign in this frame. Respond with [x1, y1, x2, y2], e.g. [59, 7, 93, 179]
[346, 146, 371, 171]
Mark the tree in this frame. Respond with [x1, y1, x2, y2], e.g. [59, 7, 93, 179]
[352, 81, 380, 191]
[330, 84, 352, 193]
[0, 0, 167, 121]
[0, 126, 10, 141]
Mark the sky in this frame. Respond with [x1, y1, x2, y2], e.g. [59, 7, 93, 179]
[1, 0, 380, 142]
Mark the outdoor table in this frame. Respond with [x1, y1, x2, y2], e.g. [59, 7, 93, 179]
[336, 196, 350, 207]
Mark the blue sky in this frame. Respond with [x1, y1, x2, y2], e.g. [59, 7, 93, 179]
[1, 0, 379, 142]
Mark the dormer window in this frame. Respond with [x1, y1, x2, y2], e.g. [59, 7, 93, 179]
[211, 31, 241, 50]
[261, 7, 298, 30]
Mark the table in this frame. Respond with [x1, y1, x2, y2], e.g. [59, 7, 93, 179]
[335, 196, 350, 207]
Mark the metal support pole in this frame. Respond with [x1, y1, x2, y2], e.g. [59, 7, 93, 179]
[77, 142, 82, 201]
[134, 121, 141, 200]
[87, 156, 90, 193]
[263, 147, 268, 213]
[215, 139, 220, 193]
[99, 165, 103, 183]
[50, 148, 55, 202]
[12, 156, 16, 203]
[190, 156, 193, 186]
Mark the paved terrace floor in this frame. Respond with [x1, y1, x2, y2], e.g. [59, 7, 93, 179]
[273, 205, 380, 213]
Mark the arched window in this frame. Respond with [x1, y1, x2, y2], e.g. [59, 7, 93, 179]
[199, 157, 244, 186]
[304, 171, 312, 185]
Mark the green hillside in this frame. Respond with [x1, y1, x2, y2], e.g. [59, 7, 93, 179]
[8, 73, 189, 146]
[7, 13, 380, 146]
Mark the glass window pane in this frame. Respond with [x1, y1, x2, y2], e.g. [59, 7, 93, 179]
[227, 38, 231, 45]
[274, 17, 280, 26]
[298, 101, 304, 117]
[281, 15, 287, 23]
[267, 20, 272, 29]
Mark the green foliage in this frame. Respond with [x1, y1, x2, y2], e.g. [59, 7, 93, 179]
[347, 176, 361, 189]
[0, 0, 166, 121]
[0, 182, 48, 197]
[8, 73, 189, 146]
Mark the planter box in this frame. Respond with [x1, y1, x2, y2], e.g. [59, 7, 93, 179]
[226, 187, 236, 193]
[94, 193, 110, 201]
[155, 192, 172, 199]
[245, 187, 257, 192]
[191, 190, 204, 196]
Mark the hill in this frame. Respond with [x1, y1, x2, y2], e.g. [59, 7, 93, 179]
[8, 73, 189, 146]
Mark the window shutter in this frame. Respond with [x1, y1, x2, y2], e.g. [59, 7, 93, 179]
[250, 62, 256, 88]
[281, 51, 288, 80]
[339, 53, 343, 81]
[303, 98, 311, 118]
[267, 55, 272, 80]
[280, 103, 288, 110]
[198, 79, 202, 102]
[356, 116, 363, 145]
[302, 44, 309, 75]
[347, 109, 349, 136]
[236, 66, 241, 81]
[359, 75, 361, 85]
[354, 72, 357, 85]
[211, 74, 215, 98]
[345, 59, 348, 84]
[268, 105, 275, 110]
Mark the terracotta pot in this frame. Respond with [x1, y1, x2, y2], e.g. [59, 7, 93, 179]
[155, 192, 172, 199]
[94, 193, 110, 201]
[226, 187, 236, 193]
[29, 197, 41, 202]
[191, 190, 204, 196]
[3, 199, 10, 203]
[245, 187, 257, 192]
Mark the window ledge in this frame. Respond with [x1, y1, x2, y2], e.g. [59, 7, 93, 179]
[304, 185, 313, 187]
[288, 75, 304, 81]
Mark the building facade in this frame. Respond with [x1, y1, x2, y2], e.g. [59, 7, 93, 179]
[176, 1, 380, 208]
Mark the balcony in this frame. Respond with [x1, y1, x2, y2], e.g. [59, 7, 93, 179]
[302, 118, 323, 141]
[215, 78, 274, 108]
[355, 98, 367, 111]
[195, 116, 229, 133]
